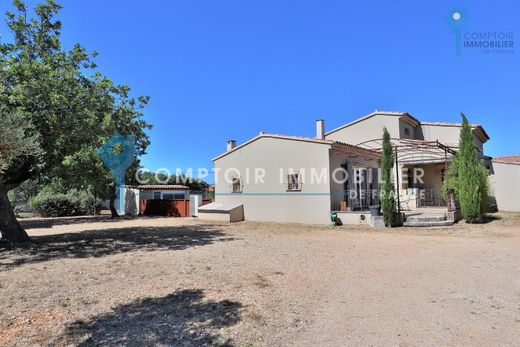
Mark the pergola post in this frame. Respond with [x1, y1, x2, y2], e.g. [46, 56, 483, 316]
[444, 146, 452, 212]
[395, 145, 401, 214]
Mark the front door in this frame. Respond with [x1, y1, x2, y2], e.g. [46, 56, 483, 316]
[353, 168, 368, 210]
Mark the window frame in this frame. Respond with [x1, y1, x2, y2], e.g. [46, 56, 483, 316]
[286, 172, 302, 192]
[162, 193, 175, 200]
[231, 177, 242, 193]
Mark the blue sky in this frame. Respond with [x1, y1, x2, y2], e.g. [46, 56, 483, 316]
[1, 0, 519, 182]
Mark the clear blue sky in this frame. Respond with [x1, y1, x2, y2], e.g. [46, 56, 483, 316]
[1, 1, 519, 182]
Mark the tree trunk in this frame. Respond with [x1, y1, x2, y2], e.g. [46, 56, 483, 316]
[0, 185, 30, 243]
[109, 193, 120, 218]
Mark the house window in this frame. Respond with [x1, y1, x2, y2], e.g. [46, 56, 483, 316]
[232, 177, 242, 193]
[163, 193, 174, 200]
[153, 192, 161, 200]
[404, 127, 410, 136]
[287, 173, 301, 191]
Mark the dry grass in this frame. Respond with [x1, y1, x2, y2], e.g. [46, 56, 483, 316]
[1, 213, 520, 346]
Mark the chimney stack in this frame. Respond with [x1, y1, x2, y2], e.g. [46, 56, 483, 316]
[227, 140, 236, 151]
[316, 119, 325, 139]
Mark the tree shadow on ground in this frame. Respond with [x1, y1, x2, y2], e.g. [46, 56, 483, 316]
[61, 289, 242, 346]
[480, 214, 502, 224]
[0, 224, 235, 269]
[18, 215, 143, 230]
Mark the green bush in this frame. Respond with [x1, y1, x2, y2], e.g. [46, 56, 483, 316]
[30, 189, 101, 217]
[442, 114, 491, 223]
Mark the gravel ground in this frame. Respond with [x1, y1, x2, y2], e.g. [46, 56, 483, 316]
[1, 213, 520, 346]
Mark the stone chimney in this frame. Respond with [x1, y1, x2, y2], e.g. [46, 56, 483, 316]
[316, 119, 325, 139]
[227, 140, 236, 151]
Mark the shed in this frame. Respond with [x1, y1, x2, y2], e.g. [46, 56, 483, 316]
[122, 185, 190, 216]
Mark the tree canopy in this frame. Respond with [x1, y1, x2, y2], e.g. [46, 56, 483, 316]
[0, 0, 152, 242]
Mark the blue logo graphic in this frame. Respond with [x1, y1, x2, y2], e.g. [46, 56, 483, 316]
[97, 134, 137, 212]
[446, 7, 469, 57]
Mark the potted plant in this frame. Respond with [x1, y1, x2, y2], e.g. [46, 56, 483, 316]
[369, 204, 381, 216]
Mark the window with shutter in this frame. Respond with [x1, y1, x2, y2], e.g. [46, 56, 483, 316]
[287, 173, 301, 191]
[232, 177, 242, 193]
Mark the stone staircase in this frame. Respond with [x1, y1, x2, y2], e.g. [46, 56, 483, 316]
[403, 213, 454, 227]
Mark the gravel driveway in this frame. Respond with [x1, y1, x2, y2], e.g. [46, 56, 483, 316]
[1, 213, 520, 346]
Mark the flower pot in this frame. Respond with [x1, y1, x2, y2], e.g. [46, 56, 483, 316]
[369, 205, 381, 216]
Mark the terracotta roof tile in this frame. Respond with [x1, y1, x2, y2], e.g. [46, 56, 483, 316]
[493, 155, 520, 165]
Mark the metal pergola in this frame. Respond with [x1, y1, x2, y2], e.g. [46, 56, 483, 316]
[356, 138, 457, 165]
[355, 138, 458, 212]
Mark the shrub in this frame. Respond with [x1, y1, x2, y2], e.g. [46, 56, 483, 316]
[443, 114, 491, 223]
[30, 188, 101, 217]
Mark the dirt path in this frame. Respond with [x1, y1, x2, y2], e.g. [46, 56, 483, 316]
[1, 213, 519, 346]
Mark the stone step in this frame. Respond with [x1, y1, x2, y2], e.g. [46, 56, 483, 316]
[403, 220, 454, 227]
[406, 215, 446, 223]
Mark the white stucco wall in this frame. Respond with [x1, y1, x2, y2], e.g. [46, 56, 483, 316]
[325, 114, 402, 146]
[421, 124, 484, 154]
[214, 136, 332, 224]
[122, 188, 140, 216]
[326, 116, 485, 156]
[490, 162, 520, 212]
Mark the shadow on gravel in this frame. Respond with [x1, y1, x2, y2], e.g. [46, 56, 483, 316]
[0, 224, 235, 269]
[18, 215, 142, 230]
[481, 214, 502, 224]
[62, 289, 242, 347]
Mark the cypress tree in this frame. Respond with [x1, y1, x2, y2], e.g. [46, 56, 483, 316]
[380, 128, 396, 227]
[457, 113, 483, 222]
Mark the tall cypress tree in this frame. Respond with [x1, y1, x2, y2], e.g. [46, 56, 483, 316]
[381, 128, 396, 227]
[457, 113, 482, 222]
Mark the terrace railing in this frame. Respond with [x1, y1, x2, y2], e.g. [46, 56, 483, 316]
[330, 190, 380, 212]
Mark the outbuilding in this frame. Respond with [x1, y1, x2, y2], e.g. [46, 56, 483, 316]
[122, 185, 190, 216]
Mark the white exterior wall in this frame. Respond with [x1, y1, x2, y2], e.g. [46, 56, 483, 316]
[214, 137, 332, 224]
[490, 162, 520, 212]
[325, 114, 402, 145]
[326, 116, 485, 156]
[121, 188, 140, 216]
[189, 195, 206, 217]
[421, 124, 484, 154]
